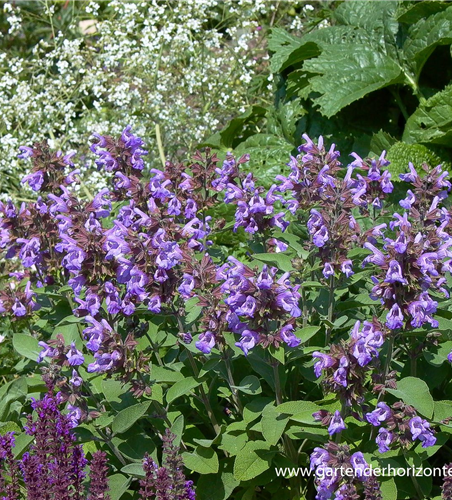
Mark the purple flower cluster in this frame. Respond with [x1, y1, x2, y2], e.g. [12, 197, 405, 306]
[198, 257, 301, 355]
[213, 155, 289, 248]
[310, 443, 372, 500]
[312, 320, 385, 404]
[365, 401, 436, 453]
[363, 202, 452, 330]
[348, 151, 393, 211]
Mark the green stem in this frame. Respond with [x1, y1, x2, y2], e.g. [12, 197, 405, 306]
[223, 348, 243, 414]
[326, 275, 335, 345]
[186, 348, 220, 435]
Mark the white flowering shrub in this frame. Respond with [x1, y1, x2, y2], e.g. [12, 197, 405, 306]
[0, 0, 322, 196]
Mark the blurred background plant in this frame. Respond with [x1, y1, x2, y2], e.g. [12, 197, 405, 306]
[0, 0, 332, 198]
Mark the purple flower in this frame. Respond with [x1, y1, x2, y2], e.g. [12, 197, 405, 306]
[409, 417, 436, 448]
[399, 162, 419, 183]
[350, 452, 369, 479]
[195, 332, 216, 354]
[256, 265, 273, 289]
[235, 330, 259, 355]
[37, 341, 59, 363]
[365, 402, 391, 426]
[66, 342, 84, 366]
[328, 411, 346, 436]
[340, 260, 354, 278]
[386, 303, 404, 330]
[310, 447, 330, 470]
[22, 170, 45, 191]
[178, 273, 195, 298]
[400, 190, 416, 209]
[376, 427, 393, 453]
[69, 369, 83, 387]
[313, 225, 329, 247]
[280, 324, 301, 348]
[322, 262, 334, 279]
[384, 260, 407, 285]
[148, 294, 161, 313]
[235, 295, 257, 317]
[276, 289, 301, 317]
[312, 352, 335, 378]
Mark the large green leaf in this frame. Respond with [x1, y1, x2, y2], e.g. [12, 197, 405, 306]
[386, 376, 434, 418]
[303, 43, 402, 117]
[183, 446, 219, 475]
[403, 84, 452, 146]
[233, 441, 273, 481]
[197, 462, 239, 500]
[261, 404, 289, 446]
[268, 28, 320, 73]
[403, 6, 452, 76]
[13, 334, 40, 362]
[334, 0, 398, 35]
[166, 377, 201, 404]
[111, 401, 151, 435]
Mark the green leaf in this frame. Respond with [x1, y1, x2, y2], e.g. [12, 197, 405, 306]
[403, 6, 452, 76]
[386, 141, 451, 178]
[303, 43, 402, 117]
[0, 421, 21, 435]
[386, 376, 434, 418]
[111, 401, 151, 435]
[397, 1, 450, 24]
[423, 341, 452, 366]
[261, 405, 289, 446]
[166, 377, 201, 404]
[12, 334, 40, 362]
[334, 0, 398, 35]
[234, 134, 295, 186]
[233, 441, 273, 481]
[243, 398, 274, 424]
[268, 27, 320, 73]
[121, 463, 146, 478]
[276, 401, 320, 415]
[218, 432, 248, 456]
[433, 400, 452, 423]
[294, 326, 321, 343]
[403, 84, 452, 146]
[253, 253, 293, 273]
[108, 474, 131, 500]
[381, 478, 398, 500]
[197, 462, 240, 500]
[232, 375, 262, 395]
[183, 446, 219, 474]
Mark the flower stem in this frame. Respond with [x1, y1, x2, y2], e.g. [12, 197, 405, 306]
[185, 348, 220, 435]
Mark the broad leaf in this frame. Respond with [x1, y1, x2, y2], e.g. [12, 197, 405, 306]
[111, 401, 151, 435]
[303, 43, 402, 117]
[233, 441, 273, 481]
[166, 377, 201, 404]
[386, 376, 434, 418]
[403, 6, 452, 76]
[183, 446, 219, 474]
[261, 404, 289, 446]
[403, 84, 452, 146]
[13, 334, 40, 362]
